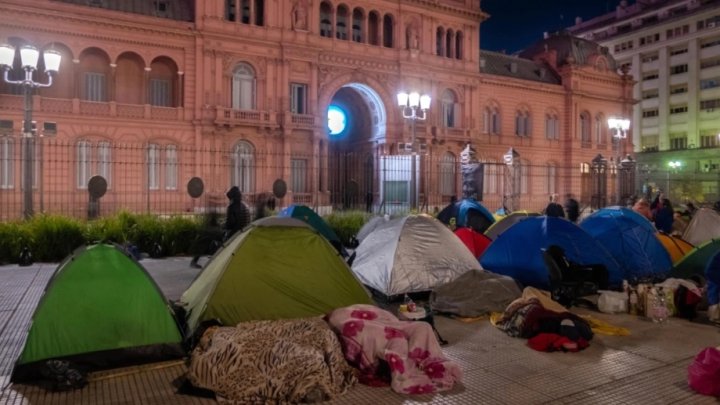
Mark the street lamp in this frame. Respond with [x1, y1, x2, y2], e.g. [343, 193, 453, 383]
[607, 117, 630, 139]
[397, 91, 431, 210]
[0, 44, 61, 219]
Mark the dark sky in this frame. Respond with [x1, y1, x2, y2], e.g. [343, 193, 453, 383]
[481, 0, 633, 53]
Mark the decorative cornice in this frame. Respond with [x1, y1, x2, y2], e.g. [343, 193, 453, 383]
[0, 6, 193, 49]
[319, 54, 399, 74]
[403, 0, 487, 20]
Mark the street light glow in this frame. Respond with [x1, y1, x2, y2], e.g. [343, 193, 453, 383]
[668, 160, 682, 169]
[608, 117, 630, 138]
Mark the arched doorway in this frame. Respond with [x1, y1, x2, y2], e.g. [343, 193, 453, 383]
[325, 83, 386, 210]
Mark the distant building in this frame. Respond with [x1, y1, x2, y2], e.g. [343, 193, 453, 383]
[569, 0, 720, 203]
[0, 0, 632, 220]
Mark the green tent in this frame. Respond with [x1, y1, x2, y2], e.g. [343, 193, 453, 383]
[181, 217, 371, 333]
[14, 244, 183, 378]
[670, 239, 720, 280]
[279, 204, 347, 256]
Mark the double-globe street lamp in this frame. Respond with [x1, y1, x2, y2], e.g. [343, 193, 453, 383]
[0, 44, 61, 219]
[397, 91, 431, 210]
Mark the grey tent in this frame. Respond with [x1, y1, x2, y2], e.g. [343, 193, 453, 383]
[351, 214, 481, 297]
[683, 208, 720, 246]
[429, 270, 522, 317]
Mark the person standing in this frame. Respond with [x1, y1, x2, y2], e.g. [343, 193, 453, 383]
[564, 194, 580, 223]
[224, 186, 251, 241]
[544, 194, 565, 218]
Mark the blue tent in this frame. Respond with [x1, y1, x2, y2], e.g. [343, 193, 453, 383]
[480, 216, 621, 289]
[437, 198, 495, 233]
[278, 205, 347, 256]
[580, 208, 672, 284]
[707, 252, 720, 306]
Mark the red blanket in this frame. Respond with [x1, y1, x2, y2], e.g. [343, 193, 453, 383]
[327, 304, 462, 395]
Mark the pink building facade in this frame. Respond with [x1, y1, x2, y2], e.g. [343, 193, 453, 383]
[0, 0, 634, 219]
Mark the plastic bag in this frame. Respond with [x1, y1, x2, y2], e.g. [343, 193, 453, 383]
[688, 347, 720, 397]
[597, 290, 628, 314]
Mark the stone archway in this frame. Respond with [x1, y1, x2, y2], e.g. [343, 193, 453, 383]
[323, 82, 388, 210]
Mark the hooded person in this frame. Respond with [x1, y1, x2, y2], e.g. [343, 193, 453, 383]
[224, 186, 251, 240]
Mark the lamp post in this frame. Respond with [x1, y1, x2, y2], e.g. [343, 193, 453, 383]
[397, 91, 430, 210]
[0, 44, 61, 219]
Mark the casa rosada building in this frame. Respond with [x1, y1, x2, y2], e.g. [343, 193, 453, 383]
[0, 0, 634, 219]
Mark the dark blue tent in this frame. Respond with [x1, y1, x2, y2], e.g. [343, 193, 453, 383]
[278, 204, 347, 257]
[580, 208, 672, 284]
[480, 216, 620, 289]
[437, 198, 495, 233]
[707, 252, 720, 307]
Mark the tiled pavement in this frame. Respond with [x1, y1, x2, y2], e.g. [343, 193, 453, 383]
[0, 258, 718, 404]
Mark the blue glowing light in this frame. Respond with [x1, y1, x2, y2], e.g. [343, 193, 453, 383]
[327, 105, 347, 135]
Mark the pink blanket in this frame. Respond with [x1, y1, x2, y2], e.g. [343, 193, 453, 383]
[327, 304, 462, 395]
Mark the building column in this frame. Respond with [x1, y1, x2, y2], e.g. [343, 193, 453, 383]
[657, 46, 669, 151]
[72, 59, 81, 99]
[109, 63, 117, 102]
[143, 66, 151, 104]
[177, 71, 184, 108]
[249, 0, 255, 25]
[363, 15, 368, 44]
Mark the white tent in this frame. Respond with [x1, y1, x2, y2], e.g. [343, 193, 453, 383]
[683, 208, 720, 246]
[352, 214, 481, 297]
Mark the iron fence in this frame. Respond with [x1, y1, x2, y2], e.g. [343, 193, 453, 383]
[0, 138, 718, 221]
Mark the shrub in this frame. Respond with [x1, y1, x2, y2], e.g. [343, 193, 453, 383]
[163, 215, 201, 256]
[325, 210, 371, 246]
[128, 214, 165, 257]
[26, 214, 85, 262]
[85, 215, 129, 244]
[0, 222, 32, 264]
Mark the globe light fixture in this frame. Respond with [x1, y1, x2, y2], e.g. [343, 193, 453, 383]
[397, 90, 431, 210]
[607, 117, 630, 139]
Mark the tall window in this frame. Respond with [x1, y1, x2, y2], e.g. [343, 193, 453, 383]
[515, 109, 530, 137]
[441, 90, 457, 128]
[546, 163, 557, 194]
[595, 114, 606, 144]
[483, 160, 499, 195]
[320, 2, 332, 37]
[150, 79, 171, 107]
[77, 141, 91, 189]
[352, 9, 363, 42]
[580, 111, 591, 143]
[232, 63, 255, 110]
[455, 31, 463, 60]
[291, 158, 308, 193]
[232, 141, 254, 193]
[545, 113, 559, 139]
[484, 106, 500, 134]
[0, 138, 13, 189]
[383, 14, 394, 48]
[291, 83, 307, 114]
[147, 143, 159, 190]
[84, 72, 106, 102]
[439, 152, 456, 196]
[436, 27, 445, 56]
[165, 145, 177, 190]
[336, 5, 348, 40]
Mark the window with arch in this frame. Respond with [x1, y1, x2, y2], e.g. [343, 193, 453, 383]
[383, 14, 394, 48]
[546, 162, 557, 194]
[439, 152, 456, 196]
[580, 111, 591, 143]
[545, 112, 559, 140]
[81, 50, 110, 102]
[483, 105, 500, 134]
[455, 31, 463, 60]
[232, 141, 255, 194]
[368, 11, 380, 45]
[441, 90, 458, 128]
[232, 63, 256, 110]
[595, 114, 606, 144]
[515, 108, 530, 137]
[445, 30, 454, 59]
[436, 27, 445, 56]
[336, 5, 349, 40]
[0, 137, 13, 189]
[291, 158, 308, 193]
[77, 140, 113, 189]
[320, 2, 333, 38]
[352, 8, 363, 42]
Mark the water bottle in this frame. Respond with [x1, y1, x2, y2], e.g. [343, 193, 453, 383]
[652, 287, 669, 324]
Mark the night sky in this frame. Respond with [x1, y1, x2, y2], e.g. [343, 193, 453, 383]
[481, 0, 634, 53]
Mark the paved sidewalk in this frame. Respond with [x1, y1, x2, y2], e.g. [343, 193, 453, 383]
[0, 258, 719, 404]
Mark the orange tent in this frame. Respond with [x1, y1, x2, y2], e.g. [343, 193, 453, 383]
[656, 233, 694, 264]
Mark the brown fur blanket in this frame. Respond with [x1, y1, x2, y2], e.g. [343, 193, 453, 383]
[187, 318, 356, 403]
